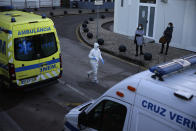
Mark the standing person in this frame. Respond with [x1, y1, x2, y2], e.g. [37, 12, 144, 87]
[160, 22, 174, 55]
[87, 43, 104, 83]
[135, 24, 144, 56]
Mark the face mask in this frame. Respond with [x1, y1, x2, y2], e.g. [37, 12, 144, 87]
[139, 26, 142, 29]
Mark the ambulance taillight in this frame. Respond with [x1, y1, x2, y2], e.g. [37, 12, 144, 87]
[8, 63, 16, 80]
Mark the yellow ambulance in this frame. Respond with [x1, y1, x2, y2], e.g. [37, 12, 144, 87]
[0, 10, 62, 88]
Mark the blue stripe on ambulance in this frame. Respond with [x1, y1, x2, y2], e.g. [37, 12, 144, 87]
[15, 58, 60, 72]
[65, 121, 79, 131]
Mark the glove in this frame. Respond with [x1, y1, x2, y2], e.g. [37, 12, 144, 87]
[101, 59, 104, 64]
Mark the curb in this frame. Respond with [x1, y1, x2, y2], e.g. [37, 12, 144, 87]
[77, 23, 146, 68]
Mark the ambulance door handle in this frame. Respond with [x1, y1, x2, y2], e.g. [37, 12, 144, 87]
[22, 64, 24, 67]
[52, 57, 55, 60]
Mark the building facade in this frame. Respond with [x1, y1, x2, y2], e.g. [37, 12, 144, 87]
[70, 0, 114, 9]
[114, 0, 196, 52]
[0, 0, 61, 9]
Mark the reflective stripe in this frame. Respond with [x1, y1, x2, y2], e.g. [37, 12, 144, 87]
[8, 41, 12, 48]
[8, 34, 13, 64]
[9, 58, 13, 63]
[41, 75, 46, 80]
[46, 73, 52, 78]
[15, 58, 60, 72]
[8, 52, 11, 57]
[52, 71, 57, 76]
[65, 121, 79, 131]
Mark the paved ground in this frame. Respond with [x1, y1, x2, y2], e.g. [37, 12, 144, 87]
[0, 11, 142, 131]
[79, 17, 196, 68]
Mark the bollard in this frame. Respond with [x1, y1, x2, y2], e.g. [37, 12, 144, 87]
[78, 10, 82, 14]
[97, 38, 104, 45]
[64, 10, 67, 15]
[89, 17, 94, 21]
[144, 53, 152, 61]
[83, 20, 89, 24]
[50, 12, 54, 17]
[119, 45, 126, 52]
[83, 27, 89, 33]
[87, 32, 93, 39]
[82, 23, 87, 28]
[101, 15, 105, 19]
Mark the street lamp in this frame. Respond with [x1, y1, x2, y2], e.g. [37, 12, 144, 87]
[94, 0, 103, 40]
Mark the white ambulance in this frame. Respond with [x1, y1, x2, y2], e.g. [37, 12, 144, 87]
[64, 54, 196, 131]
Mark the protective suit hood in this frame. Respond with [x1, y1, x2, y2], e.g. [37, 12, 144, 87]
[94, 43, 99, 50]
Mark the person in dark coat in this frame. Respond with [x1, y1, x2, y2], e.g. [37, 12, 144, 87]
[160, 22, 173, 55]
[134, 24, 144, 56]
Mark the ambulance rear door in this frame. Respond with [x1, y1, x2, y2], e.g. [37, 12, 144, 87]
[35, 24, 60, 81]
[13, 23, 41, 86]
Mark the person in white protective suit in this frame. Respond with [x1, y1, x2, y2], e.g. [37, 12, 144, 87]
[87, 43, 104, 83]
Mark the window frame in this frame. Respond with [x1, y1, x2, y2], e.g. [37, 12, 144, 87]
[85, 96, 131, 131]
[14, 32, 58, 61]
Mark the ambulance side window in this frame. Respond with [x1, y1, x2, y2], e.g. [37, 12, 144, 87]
[87, 100, 127, 131]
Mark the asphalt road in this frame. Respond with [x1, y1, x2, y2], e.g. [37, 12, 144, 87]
[0, 13, 142, 131]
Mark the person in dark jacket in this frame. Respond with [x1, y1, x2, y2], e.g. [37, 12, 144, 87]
[134, 24, 144, 56]
[160, 22, 173, 55]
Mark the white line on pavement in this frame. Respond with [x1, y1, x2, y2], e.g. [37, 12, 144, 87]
[65, 83, 93, 101]
[58, 79, 92, 100]
[0, 111, 23, 131]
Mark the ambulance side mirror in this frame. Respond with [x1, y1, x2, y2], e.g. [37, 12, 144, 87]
[78, 111, 88, 130]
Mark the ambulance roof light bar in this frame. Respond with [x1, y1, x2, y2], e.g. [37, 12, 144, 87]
[149, 54, 196, 81]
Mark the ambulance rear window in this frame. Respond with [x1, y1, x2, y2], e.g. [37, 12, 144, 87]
[14, 33, 57, 61]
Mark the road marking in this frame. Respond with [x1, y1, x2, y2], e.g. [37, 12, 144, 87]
[66, 103, 82, 106]
[65, 83, 92, 100]
[75, 24, 147, 70]
[58, 79, 66, 85]
[0, 111, 23, 131]
[58, 79, 92, 100]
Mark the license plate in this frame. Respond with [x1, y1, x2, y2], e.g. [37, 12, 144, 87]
[21, 77, 36, 85]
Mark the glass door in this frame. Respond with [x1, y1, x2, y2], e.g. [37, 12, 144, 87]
[138, 6, 148, 35]
[138, 5, 155, 38]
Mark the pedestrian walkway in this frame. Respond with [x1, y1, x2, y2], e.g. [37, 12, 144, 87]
[79, 17, 195, 68]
